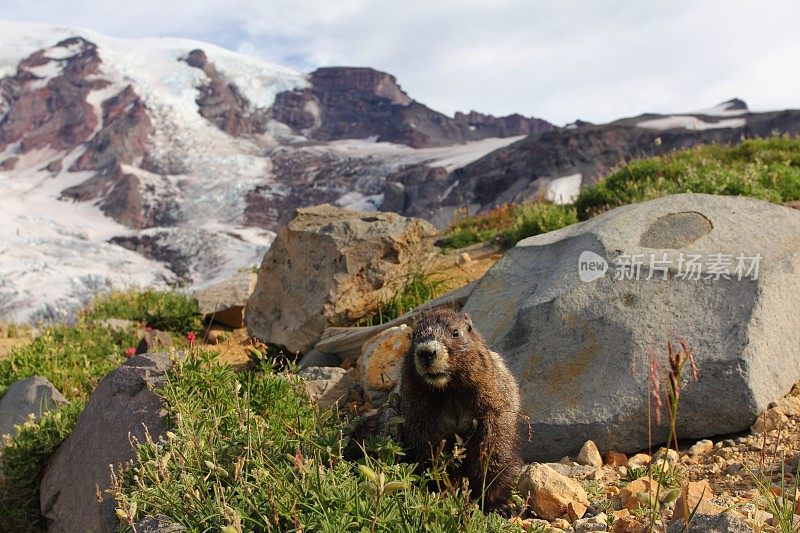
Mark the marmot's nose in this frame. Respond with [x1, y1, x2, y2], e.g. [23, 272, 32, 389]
[416, 347, 436, 366]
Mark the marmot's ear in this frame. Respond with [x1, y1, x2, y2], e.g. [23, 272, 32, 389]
[463, 313, 473, 332]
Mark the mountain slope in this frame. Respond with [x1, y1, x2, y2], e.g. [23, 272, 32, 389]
[0, 20, 548, 321]
[382, 99, 800, 225]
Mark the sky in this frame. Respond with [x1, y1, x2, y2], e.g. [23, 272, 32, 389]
[1, 0, 798, 125]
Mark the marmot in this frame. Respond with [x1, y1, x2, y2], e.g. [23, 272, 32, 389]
[398, 308, 523, 508]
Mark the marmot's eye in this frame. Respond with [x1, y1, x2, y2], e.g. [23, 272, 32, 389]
[452, 329, 460, 338]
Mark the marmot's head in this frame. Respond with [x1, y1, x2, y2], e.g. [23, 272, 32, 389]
[408, 308, 487, 389]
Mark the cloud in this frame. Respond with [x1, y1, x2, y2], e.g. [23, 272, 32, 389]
[2, 0, 799, 124]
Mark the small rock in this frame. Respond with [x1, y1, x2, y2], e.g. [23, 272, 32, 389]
[604, 451, 628, 467]
[722, 439, 736, 447]
[653, 447, 679, 465]
[298, 367, 355, 410]
[688, 439, 714, 456]
[458, 252, 473, 265]
[546, 462, 598, 481]
[573, 513, 607, 533]
[518, 463, 590, 521]
[576, 440, 603, 468]
[194, 270, 257, 328]
[552, 518, 571, 531]
[134, 514, 187, 532]
[751, 407, 788, 433]
[771, 396, 800, 417]
[618, 477, 657, 510]
[135, 329, 173, 355]
[673, 480, 725, 521]
[356, 325, 410, 406]
[612, 516, 645, 533]
[627, 453, 651, 468]
[0, 376, 68, 443]
[724, 462, 744, 475]
[667, 513, 751, 533]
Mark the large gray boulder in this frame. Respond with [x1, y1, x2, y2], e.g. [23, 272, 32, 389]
[463, 193, 800, 461]
[0, 376, 68, 444]
[40, 353, 172, 533]
[194, 270, 257, 328]
[246, 204, 437, 353]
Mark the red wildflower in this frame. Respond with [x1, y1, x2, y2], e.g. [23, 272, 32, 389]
[124, 347, 136, 358]
[187, 331, 196, 346]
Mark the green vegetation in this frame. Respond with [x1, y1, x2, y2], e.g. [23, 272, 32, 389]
[0, 403, 83, 531]
[438, 203, 577, 250]
[110, 353, 523, 532]
[575, 136, 800, 219]
[0, 289, 204, 531]
[440, 136, 800, 249]
[86, 289, 203, 334]
[359, 271, 453, 326]
[0, 323, 135, 400]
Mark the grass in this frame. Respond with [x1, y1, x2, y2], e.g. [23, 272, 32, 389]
[358, 271, 453, 327]
[109, 352, 524, 532]
[438, 203, 577, 250]
[575, 136, 800, 219]
[85, 289, 203, 334]
[0, 323, 135, 401]
[747, 414, 800, 533]
[439, 136, 800, 249]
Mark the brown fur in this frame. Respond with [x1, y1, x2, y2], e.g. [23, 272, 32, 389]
[398, 308, 523, 508]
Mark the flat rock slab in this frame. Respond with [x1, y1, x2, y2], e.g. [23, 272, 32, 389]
[464, 193, 800, 461]
[0, 376, 68, 444]
[40, 353, 172, 533]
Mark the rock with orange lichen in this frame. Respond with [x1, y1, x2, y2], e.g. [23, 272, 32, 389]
[356, 324, 410, 405]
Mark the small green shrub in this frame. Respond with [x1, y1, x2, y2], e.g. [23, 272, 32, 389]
[575, 136, 800, 219]
[0, 402, 83, 531]
[359, 271, 452, 326]
[86, 289, 202, 334]
[439, 203, 577, 250]
[0, 323, 135, 400]
[111, 354, 523, 532]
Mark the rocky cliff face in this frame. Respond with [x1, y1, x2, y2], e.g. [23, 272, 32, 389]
[182, 49, 270, 136]
[271, 66, 555, 147]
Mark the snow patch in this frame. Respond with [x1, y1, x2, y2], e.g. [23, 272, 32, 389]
[636, 116, 747, 131]
[545, 174, 582, 205]
[693, 101, 748, 117]
[335, 191, 384, 211]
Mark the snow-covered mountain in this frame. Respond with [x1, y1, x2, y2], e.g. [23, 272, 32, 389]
[3, 20, 799, 323]
[0, 20, 552, 322]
